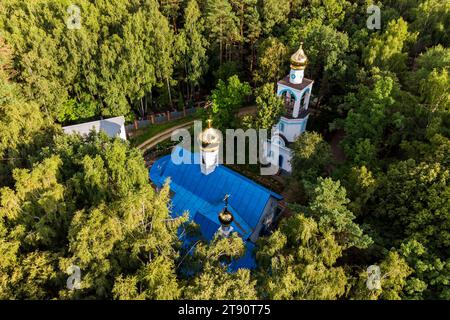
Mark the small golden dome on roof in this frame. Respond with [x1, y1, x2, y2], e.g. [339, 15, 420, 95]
[290, 42, 308, 70]
[218, 195, 234, 227]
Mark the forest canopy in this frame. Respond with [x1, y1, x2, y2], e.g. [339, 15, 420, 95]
[0, 0, 449, 300]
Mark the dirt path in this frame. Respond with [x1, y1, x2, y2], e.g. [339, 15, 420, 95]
[237, 105, 257, 116]
[137, 120, 195, 152]
[137, 106, 258, 153]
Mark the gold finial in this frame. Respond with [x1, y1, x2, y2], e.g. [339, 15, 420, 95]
[207, 118, 212, 128]
[223, 194, 230, 206]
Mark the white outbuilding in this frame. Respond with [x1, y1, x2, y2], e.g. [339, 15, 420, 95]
[62, 116, 127, 140]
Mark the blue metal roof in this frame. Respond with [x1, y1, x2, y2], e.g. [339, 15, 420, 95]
[149, 147, 283, 270]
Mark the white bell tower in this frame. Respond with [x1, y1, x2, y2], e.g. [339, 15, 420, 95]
[265, 42, 314, 173]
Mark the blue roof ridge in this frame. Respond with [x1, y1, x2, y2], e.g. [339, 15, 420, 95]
[152, 152, 282, 200]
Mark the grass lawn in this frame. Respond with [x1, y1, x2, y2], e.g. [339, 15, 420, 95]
[129, 114, 198, 146]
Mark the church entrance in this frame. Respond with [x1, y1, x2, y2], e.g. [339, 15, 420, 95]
[278, 155, 284, 168]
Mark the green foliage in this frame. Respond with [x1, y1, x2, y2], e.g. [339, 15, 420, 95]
[374, 159, 450, 250]
[0, 38, 55, 186]
[177, 0, 209, 101]
[256, 214, 348, 299]
[351, 250, 413, 300]
[420, 68, 450, 113]
[182, 233, 257, 300]
[411, 0, 450, 50]
[1, 0, 175, 117]
[1, 0, 449, 301]
[56, 99, 98, 124]
[305, 178, 373, 250]
[253, 37, 288, 85]
[0, 130, 186, 299]
[340, 74, 398, 167]
[210, 75, 251, 129]
[260, 0, 290, 34]
[291, 131, 333, 183]
[399, 239, 450, 299]
[205, 0, 240, 65]
[254, 83, 284, 130]
[364, 18, 415, 74]
[285, 17, 350, 105]
[344, 166, 377, 216]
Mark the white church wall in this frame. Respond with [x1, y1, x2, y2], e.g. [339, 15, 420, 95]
[249, 196, 279, 243]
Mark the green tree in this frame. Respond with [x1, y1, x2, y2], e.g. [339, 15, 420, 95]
[260, 0, 290, 34]
[340, 75, 398, 167]
[290, 132, 333, 183]
[210, 75, 251, 129]
[183, 234, 257, 299]
[254, 83, 284, 130]
[241, 0, 262, 73]
[343, 166, 377, 216]
[411, 0, 450, 50]
[0, 37, 54, 187]
[419, 69, 450, 113]
[285, 20, 350, 108]
[399, 239, 450, 299]
[351, 250, 413, 300]
[178, 0, 209, 102]
[373, 159, 450, 250]
[305, 177, 373, 249]
[253, 37, 288, 86]
[0, 131, 185, 299]
[1, 0, 175, 117]
[205, 0, 240, 65]
[256, 214, 348, 299]
[364, 18, 415, 74]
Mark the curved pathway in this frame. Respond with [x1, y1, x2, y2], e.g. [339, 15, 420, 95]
[137, 106, 258, 152]
[137, 120, 195, 152]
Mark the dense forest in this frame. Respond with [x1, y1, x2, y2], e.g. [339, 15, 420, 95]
[0, 0, 449, 299]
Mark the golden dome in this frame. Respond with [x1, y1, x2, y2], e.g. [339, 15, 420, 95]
[290, 42, 308, 70]
[218, 195, 234, 227]
[218, 207, 234, 226]
[197, 119, 221, 151]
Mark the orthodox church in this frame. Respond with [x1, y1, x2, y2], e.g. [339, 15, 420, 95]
[267, 43, 314, 173]
[149, 125, 283, 270]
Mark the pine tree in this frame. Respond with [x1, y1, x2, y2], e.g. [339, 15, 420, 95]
[205, 0, 240, 65]
[178, 0, 209, 102]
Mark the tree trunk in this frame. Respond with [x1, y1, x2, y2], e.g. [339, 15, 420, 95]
[144, 94, 148, 115]
[184, 60, 190, 102]
[166, 77, 173, 109]
[220, 38, 223, 65]
[140, 97, 144, 118]
[219, 19, 223, 65]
